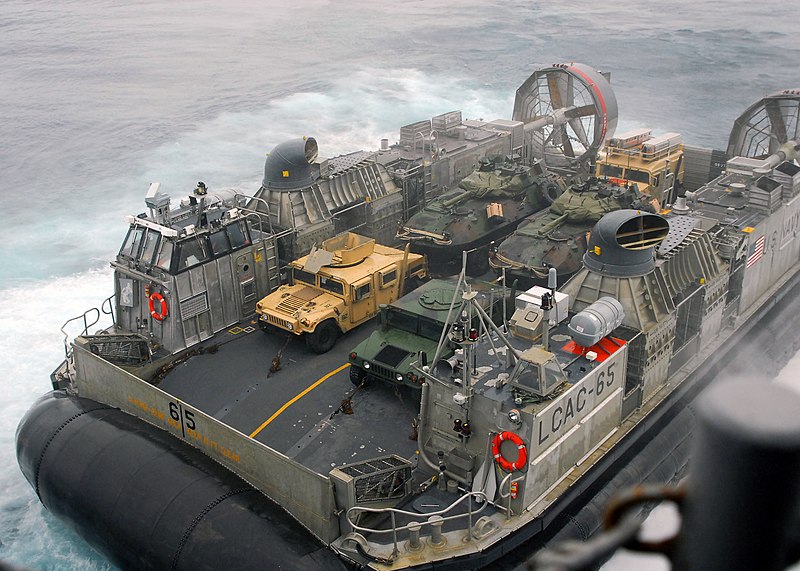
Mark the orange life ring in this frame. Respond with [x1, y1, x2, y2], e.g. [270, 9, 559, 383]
[492, 431, 527, 472]
[149, 292, 168, 321]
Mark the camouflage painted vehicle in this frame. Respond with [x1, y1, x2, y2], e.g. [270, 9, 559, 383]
[489, 177, 657, 288]
[396, 156, 564, 277]
[347, 277, 512, 388]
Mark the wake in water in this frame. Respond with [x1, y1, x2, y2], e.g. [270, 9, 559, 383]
[1, 268, 115, 569]
[0, 68, 516, 569]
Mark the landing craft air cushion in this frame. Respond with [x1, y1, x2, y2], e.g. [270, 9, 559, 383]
[15, 68, 800, 570]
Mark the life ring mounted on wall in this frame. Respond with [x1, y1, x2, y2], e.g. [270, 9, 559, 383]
[492, 431, 527, 472]
[149, 292, 168, 321]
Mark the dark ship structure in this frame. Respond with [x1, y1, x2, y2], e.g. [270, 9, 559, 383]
[14, 68, 800, 571]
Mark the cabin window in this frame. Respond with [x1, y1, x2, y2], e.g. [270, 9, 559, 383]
[598, 164, 623, 178]
[320, 276, 344, 296]
[176, 237, 210, 270]
[418, 317, 443, 341]
[155, 239, 174, 271]
[515, 361, 541, 393]
[227, 222, 249, 250]
[381, 268, 397, 288]
[653, 174, 660, 188]
[292, 267, 316, 286]
[386, 308, 417, 334]
[625, 169, 650, 184]
[120, 226, 145, 259]
[139, 229, 160, 265]
[209, 229, 231, 256]
[354, 282, 372, 301]
[542, 359, 564, 393]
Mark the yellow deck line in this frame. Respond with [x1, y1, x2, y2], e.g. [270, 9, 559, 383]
[249, 363, 350, 438]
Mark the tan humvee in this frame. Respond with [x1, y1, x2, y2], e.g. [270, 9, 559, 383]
[256, 233, 427, 353]
[595, 128, 685, 206]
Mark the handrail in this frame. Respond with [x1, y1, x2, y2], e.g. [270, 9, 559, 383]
[236, 193, 277, 235]
[498, 472, 526, 519]
[59, 306, 102, 377]
[59, 294, 118, 371]
[346, 490, 489, 557]
[100, 293, 116, 324]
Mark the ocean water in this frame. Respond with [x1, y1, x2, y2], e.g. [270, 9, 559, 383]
[1, 1, 798, 569]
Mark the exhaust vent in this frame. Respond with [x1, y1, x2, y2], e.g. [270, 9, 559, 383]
[584, 210, 669, 276]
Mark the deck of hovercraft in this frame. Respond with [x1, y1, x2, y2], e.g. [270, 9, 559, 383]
[157, 317, 423, 476]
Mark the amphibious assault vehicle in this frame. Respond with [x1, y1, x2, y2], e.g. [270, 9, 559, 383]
[489, 177, 657, 288]
[396, 156, 564, 276]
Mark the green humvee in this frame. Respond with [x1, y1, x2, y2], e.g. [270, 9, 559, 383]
[347, 277, 512, 388]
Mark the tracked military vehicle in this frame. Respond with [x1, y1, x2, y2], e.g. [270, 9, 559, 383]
[489, 177, 658, 288]
[396, 156, 563, 276]
[396, 63, 620, 277]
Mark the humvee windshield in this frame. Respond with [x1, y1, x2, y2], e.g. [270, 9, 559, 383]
[293, 267, 316, 286]
[598, 164, 623, 178]
[386, 308, 443, 341]
[625, 169, 650, 184]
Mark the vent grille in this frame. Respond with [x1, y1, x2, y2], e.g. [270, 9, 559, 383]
[266, 314, 292, 330]
[276, 296, 308, 314]
[180, 293, 209, 320]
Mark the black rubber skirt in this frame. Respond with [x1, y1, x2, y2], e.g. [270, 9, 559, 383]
[16, 391, 351, 571]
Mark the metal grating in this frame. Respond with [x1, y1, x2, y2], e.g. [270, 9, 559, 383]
[338, 455, 413, 504]
[277, 296, 308, 314]
[369, 362, 394, 380]
[86, 335, 150, 366]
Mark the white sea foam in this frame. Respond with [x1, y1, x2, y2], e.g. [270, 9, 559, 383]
[0, 267, 115, 569]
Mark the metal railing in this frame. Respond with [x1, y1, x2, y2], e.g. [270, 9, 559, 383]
[346, 490, 489, 560]
[58, 293, 116, 376]
[498, 472, 527, 519]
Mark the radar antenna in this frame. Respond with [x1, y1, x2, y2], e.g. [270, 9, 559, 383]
[513, 62, 618, 168]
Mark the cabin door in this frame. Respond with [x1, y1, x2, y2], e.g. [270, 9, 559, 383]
[350, 278, 374, 325]
[236, 252, 259, 318]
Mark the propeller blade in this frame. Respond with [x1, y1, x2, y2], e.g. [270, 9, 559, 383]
[561, 124, 575, 157]
[566, 104, 596, 118]
[569, 117, 590, 148]
[765, 98, 788, 150]
[543, 127, 557, 147]
[547, 72, 565, 110]
[566, 74, 574, 106]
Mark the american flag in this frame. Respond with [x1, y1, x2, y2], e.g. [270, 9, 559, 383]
[746, 235, 766, 268]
